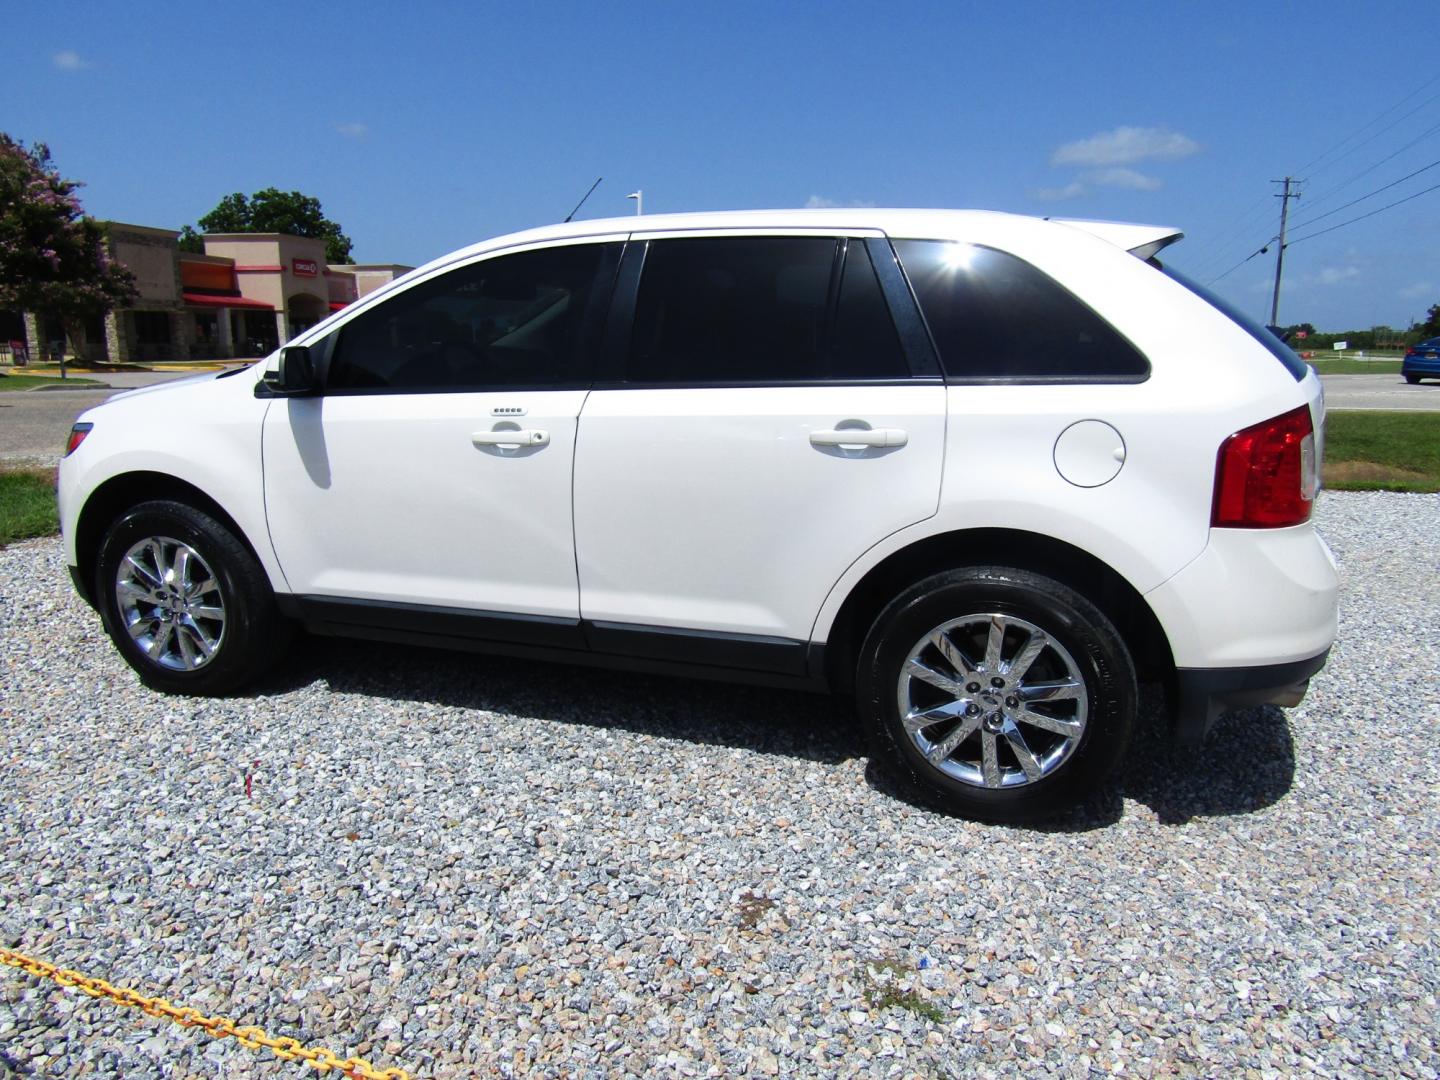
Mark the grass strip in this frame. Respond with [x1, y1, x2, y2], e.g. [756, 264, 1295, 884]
[1324, 410, 1440, 493]
[1307, 360, 1402, 375]
[0, 469, 58, 547]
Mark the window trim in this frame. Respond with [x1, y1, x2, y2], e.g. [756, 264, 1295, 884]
[889, 237, 1152, 386]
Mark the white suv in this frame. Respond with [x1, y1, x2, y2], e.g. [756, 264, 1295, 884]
[57, 209, 1338, 822]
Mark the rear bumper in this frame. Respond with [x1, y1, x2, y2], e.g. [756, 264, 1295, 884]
[1401, 357, 1440, 376]
[1173, 648, 1330, 746]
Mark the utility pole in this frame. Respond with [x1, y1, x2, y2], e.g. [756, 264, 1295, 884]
[1269, 177, 1300, 326]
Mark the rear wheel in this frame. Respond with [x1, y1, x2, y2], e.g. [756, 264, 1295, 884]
[95, 500, 288, 695]
[857, 566, 1136, 822]
[1405, 373, 1421, 384]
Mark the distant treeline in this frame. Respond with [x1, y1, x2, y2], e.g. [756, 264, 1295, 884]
[1278, 325, 1416, 350]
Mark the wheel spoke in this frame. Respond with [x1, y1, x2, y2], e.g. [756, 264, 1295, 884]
[982, 616, 1006, 673]
[1017, 708, 1083, 736]
[190, 577, 218, 599]
[929, 631, 977, 680]
[173, 547, 192, 593]
[126, 616, 152, 641]
[147, 540, 171, 584]
[925, 714, 984, 764]
[1018, 678, 1083, 703]
[903, 699, 968, 735]
[116, 579, 163, 605]
[192, 604, 225, 622]
[1004, 629, 1048, 681]
[980, 730, 1002, 788]
[905, 657, 962, 695]
[176, 625, 199, 669]
[178, 615, 217, 657]
[1002, 722, 1044, 781]
[125, 553, 161, 589]
[147, 621, 174, 660]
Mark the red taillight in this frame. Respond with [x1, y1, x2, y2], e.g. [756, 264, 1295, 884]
[1212, 405, 1316, 528]
[65, 422, 93, 456]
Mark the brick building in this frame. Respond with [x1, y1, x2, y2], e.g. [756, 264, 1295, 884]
[1, 222, 411, 363]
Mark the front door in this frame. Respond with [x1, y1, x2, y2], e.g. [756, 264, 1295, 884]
[262, 238, 621, 622]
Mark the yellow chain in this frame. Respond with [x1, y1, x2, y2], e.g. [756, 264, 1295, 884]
[0, 945, 412, 1080]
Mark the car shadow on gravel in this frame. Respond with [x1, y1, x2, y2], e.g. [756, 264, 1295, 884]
[258, 641, 1296, 828]
[259, 636, 862, 765]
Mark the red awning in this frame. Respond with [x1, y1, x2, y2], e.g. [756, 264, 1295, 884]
[329, 301, 349, 311]
[182, 292, 274, 310]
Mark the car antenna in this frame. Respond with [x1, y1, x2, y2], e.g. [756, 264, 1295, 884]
[564, 177, 603, 223]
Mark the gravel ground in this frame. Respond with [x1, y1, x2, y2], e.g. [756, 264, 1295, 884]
[1, 491, 1436, 1079]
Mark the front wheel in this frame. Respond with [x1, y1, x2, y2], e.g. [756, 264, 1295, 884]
[95, 500, 288, 695]
[857, 566, 1136, 823]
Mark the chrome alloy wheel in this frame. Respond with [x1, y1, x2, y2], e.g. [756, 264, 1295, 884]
[114, 536, 226, 671]
[896, 613, 1088, 789]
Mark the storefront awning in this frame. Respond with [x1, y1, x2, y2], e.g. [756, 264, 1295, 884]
[183, 292, 274, 310]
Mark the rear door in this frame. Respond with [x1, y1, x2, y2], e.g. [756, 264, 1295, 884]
[572, 232, 946, 668]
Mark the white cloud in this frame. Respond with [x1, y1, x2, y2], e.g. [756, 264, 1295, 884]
[52, 50, 89, 71]
[1317, 266, 1360, 286]
[335, 122, 369, 139]
[1400, 281, 1434, 300]
[1088, 167, 1162, 191]
[1051, 126, 1200, 167]
[1032, 181, 1088, 201]
[804, 195, 874, 209]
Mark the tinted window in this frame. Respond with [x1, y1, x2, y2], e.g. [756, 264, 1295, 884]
[893, 239, 1148, 381]
[1159, 264, 1307, 381]
[328, 243, 613, 391]
[829, 240, 909, 379]
[627, 237, 835, 383]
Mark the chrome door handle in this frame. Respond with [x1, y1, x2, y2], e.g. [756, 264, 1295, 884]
[471, 429, 549, 448]
[809, 427, 908, 448]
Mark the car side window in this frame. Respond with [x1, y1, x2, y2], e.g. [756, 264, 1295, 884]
[623, 236, 912, 384]
[327, 242, 616, 392]
[893, 239, 1149, 381]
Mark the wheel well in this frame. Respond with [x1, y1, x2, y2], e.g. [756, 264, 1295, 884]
[74, 472, 263, 605]
[823, 528, 1175, 693]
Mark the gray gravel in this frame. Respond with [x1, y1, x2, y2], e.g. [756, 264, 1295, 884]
[1, 491, 1436, 1078]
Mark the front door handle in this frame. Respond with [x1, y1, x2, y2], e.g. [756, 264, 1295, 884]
[809, 427, 908, 449]
[472, 429, 549, 448]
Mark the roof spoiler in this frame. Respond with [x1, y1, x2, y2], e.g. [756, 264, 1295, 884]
[1048, 218, 1185, 261]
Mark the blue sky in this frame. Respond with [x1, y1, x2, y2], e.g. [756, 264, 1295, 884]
[8, 0, 1438, 331]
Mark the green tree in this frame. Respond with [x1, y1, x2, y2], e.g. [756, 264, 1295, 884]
[189, 187, 355, 263]
[1414, 303, 1440, 339]
[0, 134, 137, 372]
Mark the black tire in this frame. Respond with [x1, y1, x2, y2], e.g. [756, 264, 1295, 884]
[1405, 373, 1421, 384]
[857, 566, 1136, 823]
[95, 500, 289, 695]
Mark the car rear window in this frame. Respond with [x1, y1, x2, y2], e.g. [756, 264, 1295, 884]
[892, 239, 1149, 382]
[1157, 265, 1308, 381]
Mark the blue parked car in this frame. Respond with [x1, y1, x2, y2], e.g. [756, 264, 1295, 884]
[1403, 337, 1440, 384]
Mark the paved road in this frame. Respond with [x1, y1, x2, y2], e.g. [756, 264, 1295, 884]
[1320, 373, 1440, 411]
[0, 370, 202, 466]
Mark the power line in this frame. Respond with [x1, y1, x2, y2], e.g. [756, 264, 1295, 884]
[1286, 179, 1440, 246]
[1207, 242, 1273, 285]
[1295, 73, 1440, 178]
[1293, 116, 1440, 221]
[1285, 156, 1440, 233]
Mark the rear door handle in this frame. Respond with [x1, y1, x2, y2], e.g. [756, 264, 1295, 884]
[472, 429, 549, 448]
[809, 427, 908, 448]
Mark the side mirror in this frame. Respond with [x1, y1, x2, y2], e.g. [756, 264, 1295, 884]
[257, 345, 319, 397]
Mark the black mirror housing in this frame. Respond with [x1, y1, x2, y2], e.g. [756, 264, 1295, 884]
[257, 345, 319, 397]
